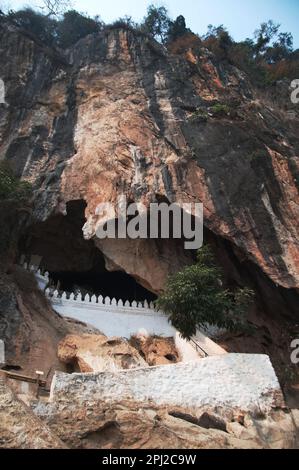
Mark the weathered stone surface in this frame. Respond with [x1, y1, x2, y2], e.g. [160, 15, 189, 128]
[34, 399, 253, 449]
[0, 23, 298, 306]
[130, 335, 180, 366]
[0, 265, 119, 386]
[0, 376, 66, 449]
[57, 333, 148, 372]
[198, 411, 228, 432]
[0, 23, 298, 450]
[33, 395, 296, 449]
[0, 267, 71, 383]
[50, 354, 285, 417]
[32, 352, 296, 449]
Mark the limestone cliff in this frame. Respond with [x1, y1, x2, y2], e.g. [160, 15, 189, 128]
[0, 22, 298, 314]
[1, 21, 299, 449]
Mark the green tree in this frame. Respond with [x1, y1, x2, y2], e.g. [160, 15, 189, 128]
[156, 246, 254, 339]
[264, 32, 293, 63]
[6, 8, 57, 46]
[254, 20, 280, 58]
[167, 15, 189, 43]
[110, 15, 138, 30]
[57, 10, 102, 48]
[0, 162, 32, 202]
[141, 4, 170, 43]
[202, 24, 233, 60]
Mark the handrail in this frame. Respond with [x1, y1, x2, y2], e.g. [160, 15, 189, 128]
[189, 338, 209, 357]
[0, 370, 46, 387]
[19, 257, 157, 312]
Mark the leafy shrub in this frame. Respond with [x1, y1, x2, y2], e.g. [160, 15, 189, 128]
[0, 162, 32, 202]
[189, 108, 209, 122]
[210, 103, 231, 116]
[140, 4, 171, 43]
[202, 25, 233, 61]
[263, 59, 299, 83]
[156, 245, 254, 339]
[167, 32, 202, 55]
[167, 15, 190, 43]
[6, 8, 57, 46]
[57, 10, 102, 49]
[109, 15, 138, 30]
[5, 7, 102, 49]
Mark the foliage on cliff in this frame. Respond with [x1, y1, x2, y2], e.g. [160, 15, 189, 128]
[156, 246, 254, 339]
[0, 162, 32, 257]
[1, 5, 298, 84]
[2, 8, 103, 49]
[0, 162, 32, 203]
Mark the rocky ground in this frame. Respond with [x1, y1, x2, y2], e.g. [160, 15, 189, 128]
[0, 369, 297, 449]
[0, 375, 64, 449]
[32, 399, 298, 449]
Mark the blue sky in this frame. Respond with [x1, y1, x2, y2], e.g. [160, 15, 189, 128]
[3, 0, 299, 48]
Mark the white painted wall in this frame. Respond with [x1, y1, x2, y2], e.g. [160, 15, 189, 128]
[51, 297, 176, 338]
[50, 354, 284, 416]
[51, 298, 227, 360]
[28, 266, 227, 360]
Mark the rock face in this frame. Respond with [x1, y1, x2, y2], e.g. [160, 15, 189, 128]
[33, 398, 297, 449]
[130, 335, 179, 366]
[0, 375, 65, 449]
[57, 333, 148, 372]
[33, 354, 297, 449]
[0, 267, 71, 382]
[0, 23, 298, 308]
[1, 23, 298, 449]
[0, 266, 106, 381]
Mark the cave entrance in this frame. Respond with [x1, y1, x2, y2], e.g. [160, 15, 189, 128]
[19, 200, 156, 303]
[48, 269, 156, 303]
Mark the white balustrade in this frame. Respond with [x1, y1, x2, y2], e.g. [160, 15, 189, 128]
[20, 256, 157, 313]
[18, 255, 223, 357]
[18, 262, 175, 336]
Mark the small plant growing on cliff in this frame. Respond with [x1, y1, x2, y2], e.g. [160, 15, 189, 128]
[210, 103, 231, 117]
[141, 4, 171, 43]
[0, 162, 32, 202]
[189, 108, 209, 122]
[156, 245, 254, 339]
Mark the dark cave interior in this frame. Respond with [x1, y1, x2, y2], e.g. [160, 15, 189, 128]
[19, 199, 157, 302]
[48, 268, 157, 302]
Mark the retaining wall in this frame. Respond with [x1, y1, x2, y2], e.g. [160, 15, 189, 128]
[50, 354, 284, 415]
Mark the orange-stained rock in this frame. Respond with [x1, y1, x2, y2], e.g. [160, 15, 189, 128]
[57, 334, 148, 372]
[130, 335, 180, 366]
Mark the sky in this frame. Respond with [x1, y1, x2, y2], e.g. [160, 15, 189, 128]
[2, 0, 299, 48]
